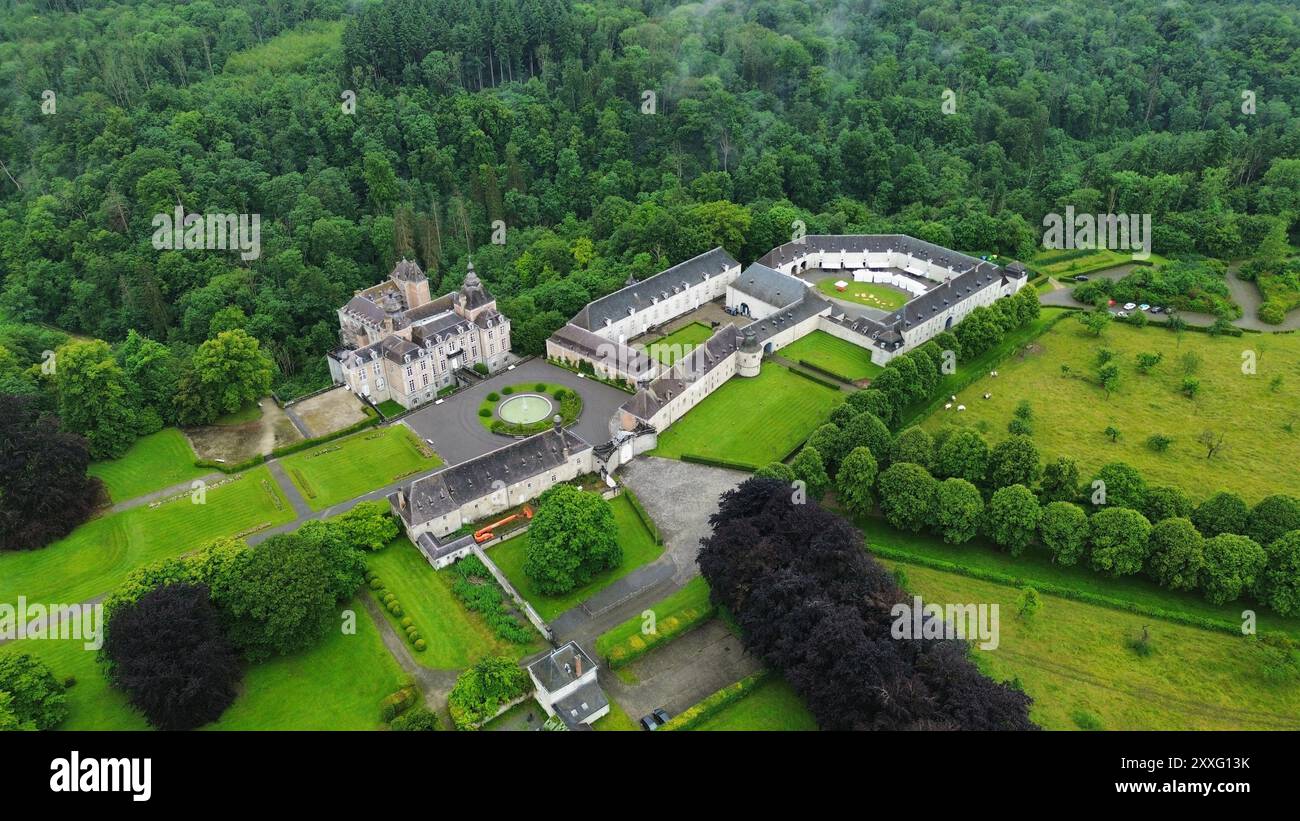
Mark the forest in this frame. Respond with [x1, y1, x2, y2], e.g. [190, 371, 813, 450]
[1, 0, 1298, 405]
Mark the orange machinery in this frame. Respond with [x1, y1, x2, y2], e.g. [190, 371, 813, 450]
[473, 505, 534, 544]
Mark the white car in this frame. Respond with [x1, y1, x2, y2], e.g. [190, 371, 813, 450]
[1123, 302, 1137, 310]
[1117, 310, 1129, 318]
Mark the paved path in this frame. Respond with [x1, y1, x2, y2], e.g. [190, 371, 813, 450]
[548, 457, 745, 648]
[108, 472, 222, 514]
[403, 359, 631, 466]
[360, 595, 459, 723]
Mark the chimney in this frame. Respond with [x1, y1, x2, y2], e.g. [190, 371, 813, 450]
[574, 654, 583, 677]
[397, 490, 407, 510]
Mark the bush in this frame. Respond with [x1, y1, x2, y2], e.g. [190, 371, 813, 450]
[486, 392, 499, 402]
[478, 407, 492, 417]
[502, 386, 514, 395]
[390, 706, 439, 731]
[661, 671, 773, 731]
[534, 382, 546, 391]
[414, 638, 427, 651]
[448, 657, 531, 730]
[380, 686, 418, 722]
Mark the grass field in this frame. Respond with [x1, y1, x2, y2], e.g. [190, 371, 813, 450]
[207, 602, 410, 730]
[780, 330, 884, 382]
[1029, 248, 1171, 279]
[281, 425, 440, 510]
[366, 537, 542, 668]
[0, 601, 407, 731]
[0, 466, 294, 606]
[489, 493, 664, 621]
[651, 364, 846, 466]
[88, 428, 206, 503]
[690, 676, 819, 731]
[862, 521, 1300, 639]
[816, 277, 909, 310]
[214, 402, 263, 426]
[882, 559, 1300, 730]
[596, 576, 713, 666]
[918, 317, 1300, 502]
[644, 322, 716, 365]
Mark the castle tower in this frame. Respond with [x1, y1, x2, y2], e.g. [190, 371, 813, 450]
[737, 327, 762, 377]
[456, 258, 496, 321]
[390, 258, 431, 309]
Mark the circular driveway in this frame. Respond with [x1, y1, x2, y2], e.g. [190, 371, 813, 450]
[402, 359, 632, 465]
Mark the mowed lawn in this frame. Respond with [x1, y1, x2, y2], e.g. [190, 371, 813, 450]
[816, 277, 909, 310]
[207, 602, 410, 730]
[366, 537, 542, 668]
[882, 560, 1300, 730]
[0, 466, 294, 606]
[780, 330, 883, 381]
[88, 428, 207, 503]
[281, 425, 441, 510]
[645, 322, 715, 365]
[1, 602, 406, 731]
[691, 676, 819, 731]
[919, 318, 1300, 502]
[488, 493, 664, 621]
[651, 364, 845, 466]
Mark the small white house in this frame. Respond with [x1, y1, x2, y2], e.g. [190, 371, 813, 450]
[526, 641, 609, 729]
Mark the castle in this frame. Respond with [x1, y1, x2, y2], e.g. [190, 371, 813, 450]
[328, 259, 512, 409]
[387, 235, 1027, 558]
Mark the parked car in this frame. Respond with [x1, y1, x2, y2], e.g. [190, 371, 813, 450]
[1139, 303, 1150, 311]
[1073, 275, 1089, 282]
[639, 708, 672, 730]
[1150, 306, 1164, 313]
[1117, 310, 1129, 318]
[1123, 302, 1137, 310]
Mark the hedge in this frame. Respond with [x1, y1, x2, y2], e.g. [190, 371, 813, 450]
[661, 670, 772, 731]
[866, 543, 1260, 639]
[268, 409, 380, 458]
[621, 487, 662, 545]
[797, 359, 855, 384]
[380, 685, 419, 722]
[681, 453, 760, 472]
[785, 366, 843, 391]
[597, 584, 715, 669]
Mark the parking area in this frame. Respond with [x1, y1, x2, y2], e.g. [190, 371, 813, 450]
[604, 619, 761, 721]
[402, 359, 632, 465]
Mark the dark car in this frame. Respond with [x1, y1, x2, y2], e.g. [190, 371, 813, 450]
[639, 708, 672, 730]
[1073, 275, 1089, 281]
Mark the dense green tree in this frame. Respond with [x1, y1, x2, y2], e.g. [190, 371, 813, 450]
[1246, 495, 1300, 548]
[985, 484, 1041, 557]
[1201, 534, 1268, 605]
[1088, 507, 1152, 577]
[1038, 501, 1090, 566]
[1192, 491, 1250, 538]
[523, 485, 620, 596]
[185, 329, 275, 422]
[0, 653, 68, 731]
[55, 340, 141, 459]
[835, 447, 878, 519]
[935, 428, 989, 485]
[1092, 462, 1147, 510]
[1039, 457, 1080, 503]
[1257, 531, 1300, 616]
[877, 462, 937, 533]
[1142, 486, 1193, 524]
[890, 426, 934, 470]
[791, 446, 830, 500]
[932, 478, 984, 544]
[1146, 517, 1204, 591]
[987, 435, 1041, 489]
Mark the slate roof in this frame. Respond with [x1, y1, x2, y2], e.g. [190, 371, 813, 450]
[459, 261, 494, 310]
[619, 324, 742, 420]
[552, 680, 608, 728]
[393, 428, 591, 526]
[730, 262, 804, 309]
[549, 323, 657, 378]
[757, 234, 1011, 280]
[741, 293, 833, 343]
[528, 641, 597, 693]
[571, 247, 738, 331]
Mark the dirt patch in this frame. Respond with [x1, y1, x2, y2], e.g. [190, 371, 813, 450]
[186, 397, 304, 463]
[289, 387, 369, 438]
